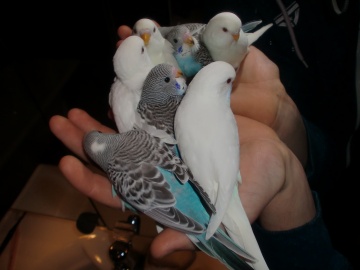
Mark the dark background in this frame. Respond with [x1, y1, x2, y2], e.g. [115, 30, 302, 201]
[0, 1, 359, 269]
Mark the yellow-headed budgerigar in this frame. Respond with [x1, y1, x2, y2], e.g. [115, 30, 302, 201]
[174, 61, 269, 269]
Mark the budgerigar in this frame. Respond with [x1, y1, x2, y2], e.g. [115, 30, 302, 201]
[162, 24, 212, 80]
[135, 62, 210, 205]
[83, 129, 203, 232]
[109, 35, 154, 133]
[130, 62, 258, 269]
[174, 61, 269, 269]
[83, 129, 257, 270]
[132, 18, 181, 70]
[200, 12, 273, 71]
[135, 63, 187, 142]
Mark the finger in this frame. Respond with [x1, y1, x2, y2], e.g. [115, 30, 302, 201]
[150, 228, 195, 259]
[235, 46, 279, 84]
[116, 21, 160, 48]
[116, 25, 132, 47]
[117, 25, 132, 39]
[67, 108, 115, 134]
[49, 114, 89, 161]
[59, 155, 122, 208]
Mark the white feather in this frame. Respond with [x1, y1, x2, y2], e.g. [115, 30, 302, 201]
[201, 12, 272, 71]
[174, 61, 269, 270]
[132, 18, 181, 70]
[109, 36, 154, 133]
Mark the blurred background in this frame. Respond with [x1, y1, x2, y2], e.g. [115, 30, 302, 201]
[0, 0, 359, 269]
[0, 0, 173, 220]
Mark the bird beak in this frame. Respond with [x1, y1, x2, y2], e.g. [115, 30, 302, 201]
[184, 35, 195, 46]
[141, 33, 151, 45]
[232, 33, 240, 41]
[175, 69, 183, 78]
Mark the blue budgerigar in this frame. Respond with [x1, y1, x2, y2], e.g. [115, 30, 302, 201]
[174, 61, 269, 269]
[162, 24, 212, 80]
[109, 35, 154, 133]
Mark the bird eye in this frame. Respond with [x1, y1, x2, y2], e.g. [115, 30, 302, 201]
[164, 77, 170, 83]
[141, 46, 144, 54]
[153, 27, 156, 33]
[222, 27, 228, 32]
[227, 78, 232, 84]
[173, 38, 178, 43]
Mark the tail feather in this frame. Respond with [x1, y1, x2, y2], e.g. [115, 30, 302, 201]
[222, 187, 269, 270]
[213, 230, 256, 262]
[246, 23, 273, 45]
[188, 233, 255, 270]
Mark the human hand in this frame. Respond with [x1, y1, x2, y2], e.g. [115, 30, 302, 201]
[49, 109, 315, 265]
[116, 25, 132, 48]
[231, 46, 308, 166]
[49, 109, 122, 208]
[116, 23, 307, 166]
[49, 23, 315, 263]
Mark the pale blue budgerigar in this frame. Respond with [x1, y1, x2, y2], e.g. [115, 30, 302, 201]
[108, 35, 154, 133]
[162, 24, 213, 80]
[200, 12, 273, 71]
[174, 61, 269, 270]
[132, 18, 181, 71]
[130, 62, 259, 269]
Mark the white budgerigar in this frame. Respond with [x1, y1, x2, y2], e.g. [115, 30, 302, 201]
[174, 61, 269, 270]
[109, 35, 154, 133]
[132, 18, 181, 70]
[201, 12, 273, 71]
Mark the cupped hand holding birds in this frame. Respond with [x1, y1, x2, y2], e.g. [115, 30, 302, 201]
[49, 13, 314, 270]
[85, 62, 257, 269]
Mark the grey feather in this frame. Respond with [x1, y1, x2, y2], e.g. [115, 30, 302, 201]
[137, 63, 186, 137]
[83, 129, 205, 234]
[136, 63, 216, 214]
